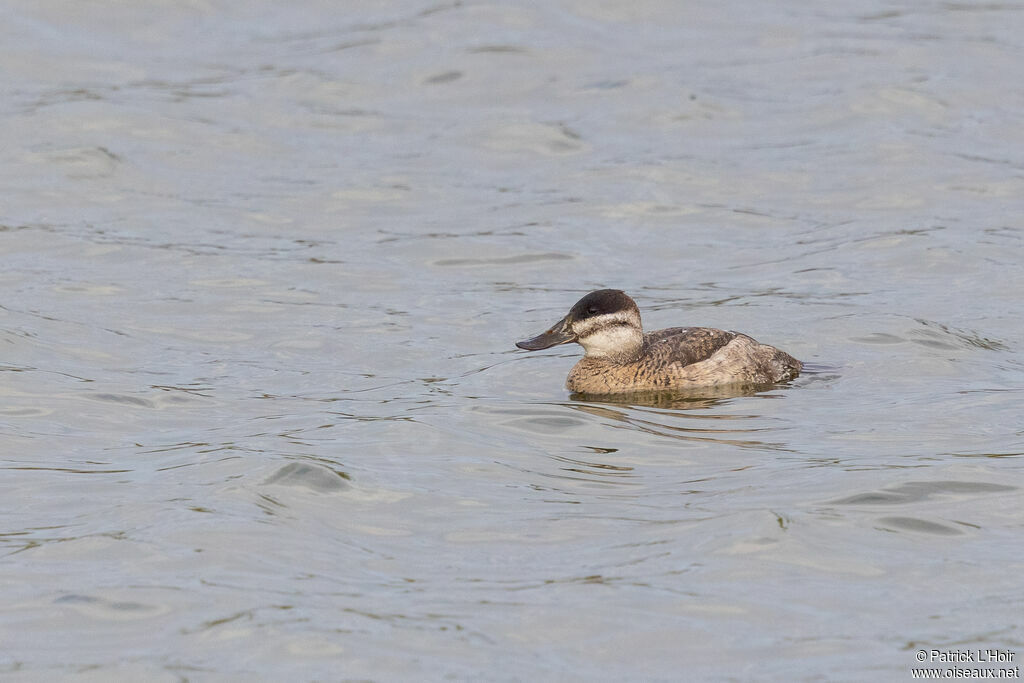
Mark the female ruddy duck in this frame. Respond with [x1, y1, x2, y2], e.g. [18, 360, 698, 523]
[516, 289, 801, 393]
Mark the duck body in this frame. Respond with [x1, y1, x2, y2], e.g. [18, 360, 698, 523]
[516, 290, 801, 394]
[565, 326, 800, 393]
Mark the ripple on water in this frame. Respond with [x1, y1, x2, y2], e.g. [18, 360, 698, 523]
[563, 398, 795, 451]
[828, 481, 1017, 506]
[26, 146, 121, 179]
[850, 317, 1009, 352]
[263, 461, 351, 493]
[53, 592, 172, 620]
[502, 413, 589, 435]
[433, 253, 573, 267]
[88, 393, 156, 408]
[824, 480, 1017, 537]
[875, 517, 965, 536]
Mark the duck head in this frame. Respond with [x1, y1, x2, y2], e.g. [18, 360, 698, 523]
[516, 289, 644, 361]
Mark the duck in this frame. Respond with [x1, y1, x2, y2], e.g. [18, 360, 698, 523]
[515, 289, 801, 394]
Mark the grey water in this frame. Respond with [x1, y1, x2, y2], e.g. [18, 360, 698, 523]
[2, 1, 1023, 681]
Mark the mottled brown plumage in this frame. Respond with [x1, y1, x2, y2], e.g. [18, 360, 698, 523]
[516, 290, 801, 394]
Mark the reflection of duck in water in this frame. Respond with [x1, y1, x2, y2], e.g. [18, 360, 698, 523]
[516, 289, 802, 394]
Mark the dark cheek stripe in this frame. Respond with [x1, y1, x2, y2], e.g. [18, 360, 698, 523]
[578, 320, 633, 338]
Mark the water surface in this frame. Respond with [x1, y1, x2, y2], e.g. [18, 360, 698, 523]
[1, 1, 1023, 680]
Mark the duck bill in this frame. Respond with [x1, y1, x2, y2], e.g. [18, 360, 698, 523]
[516, 316, 576, 350]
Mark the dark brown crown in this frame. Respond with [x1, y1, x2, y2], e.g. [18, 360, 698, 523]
[567, 289, 639, 321]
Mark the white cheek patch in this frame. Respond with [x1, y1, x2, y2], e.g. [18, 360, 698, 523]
[574, 312, 643, 358]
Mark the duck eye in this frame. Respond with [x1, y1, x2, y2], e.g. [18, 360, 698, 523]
[587, 306, 598, 315]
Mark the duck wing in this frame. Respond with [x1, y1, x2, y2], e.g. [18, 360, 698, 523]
[642, 327, 738, 367]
